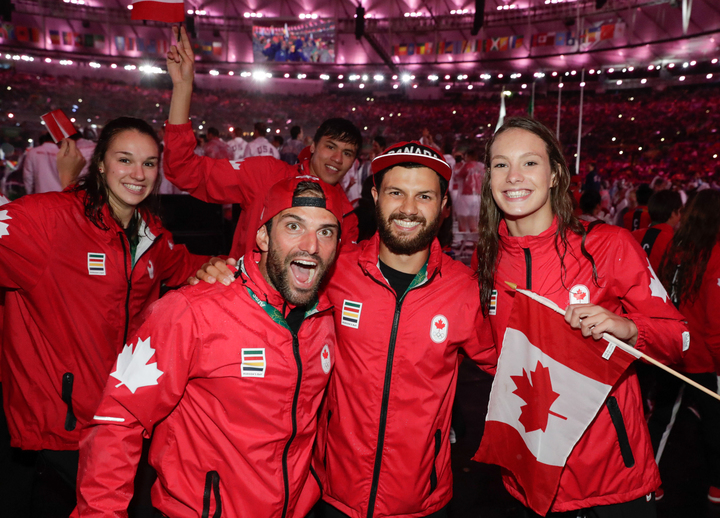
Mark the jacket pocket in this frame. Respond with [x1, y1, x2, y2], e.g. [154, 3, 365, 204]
[605, 396, 635, 468]
[202, 470, 222, 518]
[61, 372, 76, 431]
[429, 429, 441, 495]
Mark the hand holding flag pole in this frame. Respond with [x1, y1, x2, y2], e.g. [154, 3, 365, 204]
[505, 281, 720, 403]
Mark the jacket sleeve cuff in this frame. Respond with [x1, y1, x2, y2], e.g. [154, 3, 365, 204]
[164, 121, 193, 132]
[624, 313, 647, 350]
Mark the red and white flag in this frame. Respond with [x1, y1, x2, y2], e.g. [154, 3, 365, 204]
[473, 292, 637, 516]
[41, 109, 77, 143]
[131, 0, 185, 24]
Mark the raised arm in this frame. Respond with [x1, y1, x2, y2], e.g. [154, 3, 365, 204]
[167, 25, 195, 125]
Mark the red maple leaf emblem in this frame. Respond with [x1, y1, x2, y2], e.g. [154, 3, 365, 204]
[434, 319, 446, 330]
[510, 361, 567, 433]
[322, 349, 329, 359]
[572, 289, 587, 301]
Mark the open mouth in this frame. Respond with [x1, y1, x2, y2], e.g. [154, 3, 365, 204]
[290, 259, 318, 286]
[124, 184, 144, 194]
[393, 219, 422, 231]
[504, 189, 531, 199]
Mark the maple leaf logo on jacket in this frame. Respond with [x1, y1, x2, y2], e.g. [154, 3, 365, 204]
[111, 337, 164, 393]
[0, 210, 11, 238]
[430, 315, 448, 343]
[511, 361, 566, 433]
[568, 284, 589, 305]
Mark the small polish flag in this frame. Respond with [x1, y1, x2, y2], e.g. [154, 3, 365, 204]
[131, 0, 185, 24]
[41, 109, 77, 143]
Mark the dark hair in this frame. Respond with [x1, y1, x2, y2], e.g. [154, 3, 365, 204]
[648, 189, 682, 224]
[207, 127, 220, 138]
[636, 183, 653, 205]
[373, 135, 387, 149]
[465, 148, 479, 161]
[73, 117, 161, 231]
[254, 122, 267, 136]
[273, 135, 284, 146]
[290, 125, 302, 140]
[476, 117, 598, 316]
[374, 162, 449, 199]
[313, 118, 362, 155]
[38, 132, 54, 145]
[658, 189, 720, 306]
[438, 191, 454, 249]
[579, 190, 602, 215]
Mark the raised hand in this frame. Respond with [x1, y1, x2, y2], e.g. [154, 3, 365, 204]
[167, 25, 195, 86]
[57, 138, 86, 188]
[167, 25, 195, 124]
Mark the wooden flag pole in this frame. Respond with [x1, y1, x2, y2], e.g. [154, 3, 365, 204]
[505, 281, 720, 403]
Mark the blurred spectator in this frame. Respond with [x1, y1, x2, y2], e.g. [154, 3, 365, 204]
[623, 183, 653, 231]
[244, 122, 280, 159]
[632, 189, 683, 272]
[203, 127, 232, 159]
[226, 126, 248, 161]
[280, 125, 304, 165]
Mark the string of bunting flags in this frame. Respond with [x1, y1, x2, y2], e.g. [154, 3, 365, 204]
[0, 22, 223, 57]
[391, 22, 626, 58]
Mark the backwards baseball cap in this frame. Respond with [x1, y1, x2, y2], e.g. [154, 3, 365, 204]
[258, 175, 345, 230]
[371, 141, 452, 182]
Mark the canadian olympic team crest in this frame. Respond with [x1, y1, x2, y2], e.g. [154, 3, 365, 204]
[430, 315, 448, 344]
[569, 284, 590, 305]
[321, 344, 332, 374]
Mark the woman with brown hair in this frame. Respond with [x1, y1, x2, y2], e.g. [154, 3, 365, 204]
[654, 188, 720, 503]
[0, 117, 207, 513]
[474, 116, 686, 517]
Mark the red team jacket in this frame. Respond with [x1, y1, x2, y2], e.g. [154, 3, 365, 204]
[672, 243, 720, 374]
[475, 219, 687, 512]
[163, 122, 358, 257]
[75, 255, 337, 518]
[320, 235, 496, 518]
[0, 191, 207, 451]
[632, 222, 674, 273]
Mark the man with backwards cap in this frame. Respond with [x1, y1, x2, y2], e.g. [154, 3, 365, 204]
[74, 176, 344, 518]
[198, 142, 496, 517]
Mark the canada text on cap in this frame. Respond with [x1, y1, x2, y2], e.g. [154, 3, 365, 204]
[370, 141, 452, 182]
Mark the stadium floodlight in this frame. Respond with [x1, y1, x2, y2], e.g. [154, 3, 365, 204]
[401, 74, 412, 83]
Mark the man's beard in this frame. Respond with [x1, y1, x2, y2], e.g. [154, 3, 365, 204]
[375, 204, 441, 256]
[266, 240, 331, 307]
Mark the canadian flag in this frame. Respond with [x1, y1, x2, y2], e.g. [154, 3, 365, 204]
[473, 292, 636, 516]
[131, 0, 185, 24]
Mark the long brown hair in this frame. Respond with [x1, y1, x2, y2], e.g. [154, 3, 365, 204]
[658, 189, 720, 306]
[476, 117, 597, 315]
[73, 117, 161, 231]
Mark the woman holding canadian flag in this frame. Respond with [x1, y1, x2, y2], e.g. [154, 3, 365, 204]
[473, 117, 688, 517]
